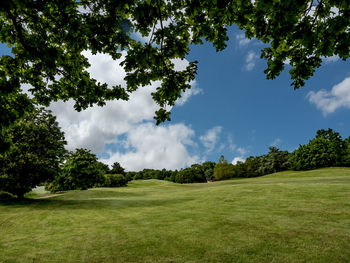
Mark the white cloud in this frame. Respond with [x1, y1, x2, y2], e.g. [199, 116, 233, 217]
[231, 146, 248, 165]
[45, 51, 203, 172]
[171, 58, 203, 106]
[236, 32, 252, 47]
[307, 77, 350, 115]
[322, 55, 340, 64]
[175, 82, 203, 106]
[50, 86, 157, 152]
[232, 157, 245, 165]
[244, 51, 259, 71]
[100, 123, 199, 171]
[199, 126, 223, 153]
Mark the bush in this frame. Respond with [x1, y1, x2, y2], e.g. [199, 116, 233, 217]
[0, 108, 67, 198]
[292, 129, 346, 170]
[175, 168, 195, 183]
[103, 174, 129, 187]
[45, 149, 104, 192]
[343, 137, 350, 166]
[213, 162, 235, 180]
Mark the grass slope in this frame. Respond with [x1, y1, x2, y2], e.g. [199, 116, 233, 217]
[1, 168, 350, 263]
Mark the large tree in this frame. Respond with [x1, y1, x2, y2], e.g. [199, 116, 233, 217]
[0, 108, 67, 198]
[46, 148, 105, 192]
[1, 0, 349, 150]
[109, 162, 126, 175]
[293, 128, 346, 170]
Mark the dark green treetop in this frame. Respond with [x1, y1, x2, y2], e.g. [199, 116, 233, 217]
[46, 148, 105, 192]
[293, 128, 346, 170]
[109, 162, 126, 175]
[1, 0, 349, 142]
[0, 107, 67, 198]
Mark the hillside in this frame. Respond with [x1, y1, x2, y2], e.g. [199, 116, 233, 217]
[1, 168, 350, 262]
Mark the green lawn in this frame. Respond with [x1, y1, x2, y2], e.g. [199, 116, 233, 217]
[1, 168, 350, 263]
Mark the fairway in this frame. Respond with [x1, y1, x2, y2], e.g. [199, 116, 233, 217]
[1, 168, 350, 263]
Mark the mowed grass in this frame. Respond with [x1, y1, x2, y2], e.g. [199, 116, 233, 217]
[1, 168, 350, 263]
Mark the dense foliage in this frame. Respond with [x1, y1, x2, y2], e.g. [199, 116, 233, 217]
[128, 162, 214, 184]
[103, 174, 130, 187]
[213, 147, 292, 181]
[1, 123, 349, 197]
[293, 129, 348, 170]
[46, 149, 105, 192]
[108, 162, 126, 175]
[1, 0, 349, 152]
[213, 157, 235, 180]
[0, 108, 67, 198]
[344, 137, 350, 166]
[126, 129, 348, 184]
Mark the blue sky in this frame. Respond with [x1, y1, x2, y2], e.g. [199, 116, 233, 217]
[1, 26, 349, 171]
[171, 26, 350, 163]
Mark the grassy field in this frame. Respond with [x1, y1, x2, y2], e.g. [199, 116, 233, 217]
[1, 168, 350, 263]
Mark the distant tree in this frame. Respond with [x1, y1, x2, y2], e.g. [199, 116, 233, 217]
[213, 162, 235, 181]
[242, 156, 263, 177]
[109, 162, 126, 175]
[103, 174, 130, 187]
[165, 170, 178, 182]
[126, 171, 138, 180]
[159, 169, 172, 180]
[293, 129, 346, 170]
[97, 162, 110, 174]
[218, 155, 228, 164]
[202, 161, 216, 181]
[189, 164, 207, 183]
[342, 137, 350, 167]
[0, 108, 67, 198]
[46, 149, 104, 192]
[175, 168, 195, 184]
[259, 146, 292, 174]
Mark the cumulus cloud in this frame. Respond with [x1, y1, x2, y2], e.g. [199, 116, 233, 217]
[100, 123, 199, 171]
[176, 82, 203, 106]
[244, 51, 259, 71]
[45, 50, 203, 170]
[322, 55, 340, 64]
[199, 126, 223, 154]
[49, 50, 156, 151]
[236, 32, 252, 48]
[231, 146, 248, 165]
[232, 157, 245, 165]
[307, 77, 350, 115]
[170, 57, 203, 106]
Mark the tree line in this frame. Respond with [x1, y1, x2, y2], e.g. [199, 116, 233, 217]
[1, 108, 349, 198]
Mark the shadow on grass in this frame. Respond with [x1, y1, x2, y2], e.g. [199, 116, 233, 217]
[0, 190, 193, 211]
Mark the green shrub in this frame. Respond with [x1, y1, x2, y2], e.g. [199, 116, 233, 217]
[292, 129, 346, 170]
[175, 168, 195, 183]
[213, 163, 235, 180]
[104, 174, 129, 187]
[45, 149, 104, 192]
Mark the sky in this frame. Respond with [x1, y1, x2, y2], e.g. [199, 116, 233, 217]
[1, 26, 350, 171]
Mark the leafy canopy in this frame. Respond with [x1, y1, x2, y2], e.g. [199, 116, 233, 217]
[293, 128, 347, 170]
[0, 108, 67, 198]
[46, 148, 105, 192]
[0, 0, 349, 134]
